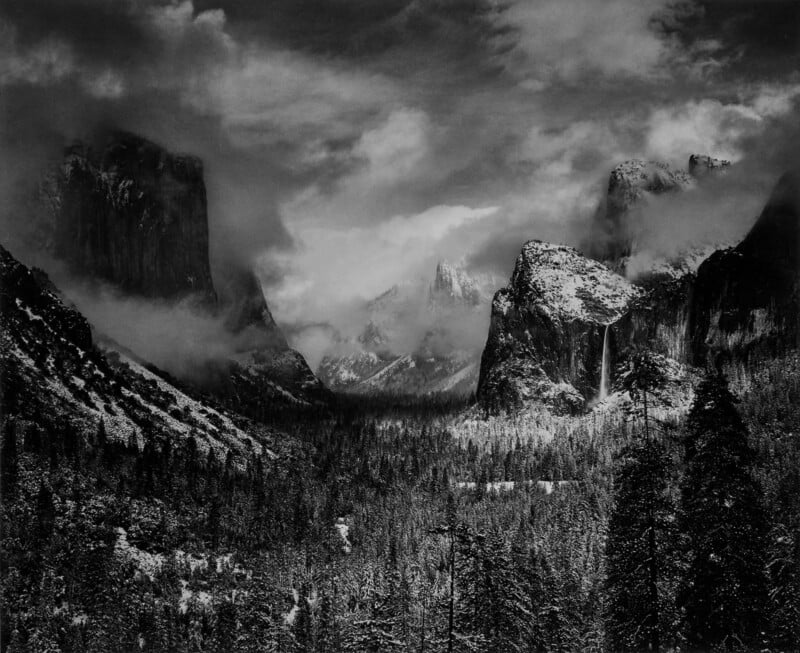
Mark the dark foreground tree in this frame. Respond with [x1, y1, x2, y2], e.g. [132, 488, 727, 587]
[605, 437, 680, 652]
[607, 348, 679, 651]
[680, 373, 770, 651]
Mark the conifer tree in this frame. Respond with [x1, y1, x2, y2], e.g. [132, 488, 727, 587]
[605, 438, 680, 652]
[35, 481, 55, 542]
[1, 418, 18, 495]
[606, 349, 678, 652]
[480, 528, 531, 652]
[679, 373, 770, 650]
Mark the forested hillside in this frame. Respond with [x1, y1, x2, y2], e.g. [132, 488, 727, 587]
[3, 354, 799, 651]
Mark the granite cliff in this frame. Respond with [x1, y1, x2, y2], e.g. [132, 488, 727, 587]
[38, 131, 328, 410]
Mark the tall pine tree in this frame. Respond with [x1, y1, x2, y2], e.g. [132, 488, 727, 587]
[606, 348, 679, 652]
[679, 373, 770, 650]
[605, 438, 680, 652]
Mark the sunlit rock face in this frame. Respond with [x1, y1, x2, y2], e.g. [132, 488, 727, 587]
[429, 260, 484, 308]
[477, 241, 642, 414]
[47, 131, 216, 303]
[690, 171, 800, 366]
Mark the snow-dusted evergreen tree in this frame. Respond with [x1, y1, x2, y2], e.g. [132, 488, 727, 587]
[605, 438, 681, 651]
[342, 563, 406, 652]
[767, 459, 800, 650]
[617, 348, 667, 441]
[480, 528, 532, 652]
[679, 372, 770, 650]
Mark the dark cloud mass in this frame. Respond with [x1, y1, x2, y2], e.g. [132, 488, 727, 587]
[1, 0, 798, 364]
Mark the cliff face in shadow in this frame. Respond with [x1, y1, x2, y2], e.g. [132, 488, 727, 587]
[50, 131, 216, 303]
[690, 172, 800, 367]
[40, 131, 330, 410]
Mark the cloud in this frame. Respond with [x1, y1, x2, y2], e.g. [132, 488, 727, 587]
[501, 0, 696, 83]
[352, 108, 431, 183]
[644, 83, 800, 164]
[59, 279, 253, 382]
[263, 203, 498, 328]
[0, 24, 75, 86]
[186, 48, 397, 155]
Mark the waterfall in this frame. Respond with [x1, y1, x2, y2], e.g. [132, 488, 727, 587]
[599, 324, 610, 400]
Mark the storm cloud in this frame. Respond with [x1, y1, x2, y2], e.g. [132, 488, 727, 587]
[1, 0, 798, 364]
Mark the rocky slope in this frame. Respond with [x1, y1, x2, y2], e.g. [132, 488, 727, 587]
[318, 261, 493, 396]
[477, 241, 642, 413]
[38, 131, 328, 409]
[0, 243, 283, 463]
[212, 269, 331, 410]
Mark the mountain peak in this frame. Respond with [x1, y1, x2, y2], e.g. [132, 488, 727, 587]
[607, 159, 693, 209]
[585, 159, 693, 263]
[508, 241, 641, 324]
[688, 154, 731, 178]
[430, 260, 482, 306]
[221, 269, 287, 349]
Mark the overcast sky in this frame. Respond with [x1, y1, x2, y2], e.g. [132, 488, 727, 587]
[2, 0, 799, 333]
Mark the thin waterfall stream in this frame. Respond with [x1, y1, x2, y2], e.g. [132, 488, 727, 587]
[599, 324, 610, 400]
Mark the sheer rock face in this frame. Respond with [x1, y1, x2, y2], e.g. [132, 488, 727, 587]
[690, 172, 800, 366]
[577, 154, 732, 369]
[219, 270, 331, 406]
[477, 241, 642, 414]
[615, 273, 695, 364]
[50, 132, 215, 303]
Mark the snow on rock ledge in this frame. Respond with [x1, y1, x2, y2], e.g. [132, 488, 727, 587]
[477, 241, 642, 414]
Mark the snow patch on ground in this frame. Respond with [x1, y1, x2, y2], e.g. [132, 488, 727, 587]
[334, 517, 352, 554]
[454, 480, 577, 494]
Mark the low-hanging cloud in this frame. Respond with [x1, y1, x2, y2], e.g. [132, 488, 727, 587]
[61, 279, 264, 383]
